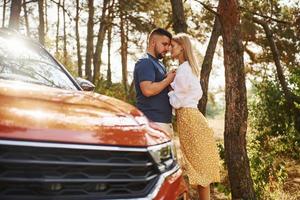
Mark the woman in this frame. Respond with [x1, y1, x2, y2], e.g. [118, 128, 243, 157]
[168, 33, 220, 200]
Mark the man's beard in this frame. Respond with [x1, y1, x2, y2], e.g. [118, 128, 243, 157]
[154, 45, 165, 59]
[156, 53, 164, 59]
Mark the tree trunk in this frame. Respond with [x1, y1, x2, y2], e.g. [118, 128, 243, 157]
[106, 0, 114, 87]
[38, 0, 45, 45]
[170, 0, 187, 33]
[198, 17, 221, 115]
[2, 0, 7, 27]
[85, 0, 94, 81]
[218, 0, 256, 199]
[93, 0, 109, 84]
[55, 0, 60, 55]
[8, 0, 22, 30]
[106, 24, 112, 87]
[22, 0, 30, 36]
[45, 0, 48, 34]
[120, 2, 128, 93]
[75, 0, 83, 77]
[62, 0, 67, 65]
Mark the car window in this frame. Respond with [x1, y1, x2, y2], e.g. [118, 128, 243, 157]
[0, 35, 78, 90]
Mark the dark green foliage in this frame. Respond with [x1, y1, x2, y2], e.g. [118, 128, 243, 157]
[248, 74, 300, 198]
[94, 78, 136, 106]
[239, 1, 300, 197]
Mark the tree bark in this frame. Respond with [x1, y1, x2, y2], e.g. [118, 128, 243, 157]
[106, 24, 112, 87]
[170, 0, 187, 33]
[45, 0, 48, 33]
[2, 0, 7, 27]
[38, 0, 45, 45]
[85, 0, 94, 81]
[120, 1, 128, 93]
[55, 0, 60, 55]
[106, 0, 114, 87]
[218, 0, 256, 199]
[93, 0, 109, 84]
[8, 0, 22, 30]
[22, 0, 30, 36]
[198, 16, 221, 115]
[75, 0, 83, 77]
[62, 0, 67, 65]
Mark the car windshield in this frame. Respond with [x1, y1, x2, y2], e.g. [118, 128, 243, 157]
[0, 34, 78, 90]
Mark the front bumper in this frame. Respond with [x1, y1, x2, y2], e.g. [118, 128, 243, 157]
[0, 139, 188, 200]
[135, 165, 187, 200]
[153, 168, 187, 200]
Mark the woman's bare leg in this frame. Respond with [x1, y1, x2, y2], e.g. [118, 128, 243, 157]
[197, 185, 210, 200]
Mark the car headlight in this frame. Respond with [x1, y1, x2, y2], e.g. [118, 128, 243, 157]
[148, 142, 176, 172]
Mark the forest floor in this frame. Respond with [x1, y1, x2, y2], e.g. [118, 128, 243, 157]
[282, 159, 300, 200]
[173, 117, 300, 200]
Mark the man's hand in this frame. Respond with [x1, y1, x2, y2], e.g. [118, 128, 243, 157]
[165, 69, 176, 84]
[140, 70, 176, 97]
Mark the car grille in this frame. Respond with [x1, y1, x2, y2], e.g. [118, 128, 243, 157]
[0, 140, 160, 199]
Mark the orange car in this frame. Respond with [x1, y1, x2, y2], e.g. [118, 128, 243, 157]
[0, 28, 187, 199]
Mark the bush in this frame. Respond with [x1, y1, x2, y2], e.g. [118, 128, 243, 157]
[248, 76, 299, 199]
[94, 79, 136, 106]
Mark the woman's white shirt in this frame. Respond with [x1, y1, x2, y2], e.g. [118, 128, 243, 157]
[168, 61, 203, 109]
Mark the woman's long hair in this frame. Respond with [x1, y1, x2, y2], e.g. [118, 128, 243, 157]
[172, 33, 200, 77]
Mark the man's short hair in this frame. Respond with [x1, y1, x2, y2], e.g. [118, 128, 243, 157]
[149, 28, 172, 42]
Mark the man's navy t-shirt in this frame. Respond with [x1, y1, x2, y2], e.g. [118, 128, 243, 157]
[134, 53, 172, 123]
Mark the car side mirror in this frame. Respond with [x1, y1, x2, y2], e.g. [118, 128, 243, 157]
[75, 77, 95, 91]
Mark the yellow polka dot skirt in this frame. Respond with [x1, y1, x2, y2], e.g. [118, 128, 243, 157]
[176, 108, 220, 186]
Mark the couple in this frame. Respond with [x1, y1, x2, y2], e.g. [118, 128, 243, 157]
[133, 28, 220, 200]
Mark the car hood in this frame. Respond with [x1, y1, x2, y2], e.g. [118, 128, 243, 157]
[0, 80, 170, 146]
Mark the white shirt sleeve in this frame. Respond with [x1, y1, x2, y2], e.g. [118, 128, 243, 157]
[168, 73, 189, 109]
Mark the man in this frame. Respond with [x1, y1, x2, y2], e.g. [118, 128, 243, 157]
[133, 28, 175, 135]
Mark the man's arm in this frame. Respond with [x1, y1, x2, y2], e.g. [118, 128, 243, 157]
[140, 70, 176, 97]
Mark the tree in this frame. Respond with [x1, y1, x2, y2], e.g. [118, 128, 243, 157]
[62, 0, 67, 65]
[85, 0, 94, 81]
[170, 0, 187, 33]
[22, 0, 30, 36]
[38, 0, 45, 45]
[240, 0, 300, 133]
[8, 0, 22, 30]
[251, 17, 300, 128]
[75, 0, 83, 77]
[93, 0, 110, 83]
[55, 0, 60, 54]
[106, 25, 112, 86]
[2, 0, 7, 27]
[106, 0, 115, 87]
[198, 16, 221, 115]
[44, 0, 48, 33]
[218, 0, 256, 198]
[119, 0, 128, 93]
